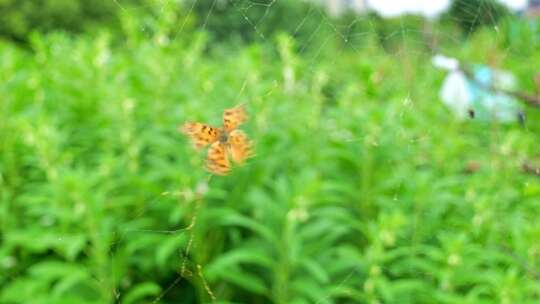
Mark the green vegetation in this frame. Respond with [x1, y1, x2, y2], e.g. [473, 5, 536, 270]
[446, 0, 510, 34]
[0, 0, 120, 42]
[2, 2, 540, 304]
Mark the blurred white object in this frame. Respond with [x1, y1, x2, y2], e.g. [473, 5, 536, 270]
[433, 55, 523, 123]
[432, 54, 460, 71]
[369, 0, 450, 18]
[504, 0, 528, 10]
[321, 0, 525, 17]
[440, 70, 472, 119]
[325, 0, 368, 16]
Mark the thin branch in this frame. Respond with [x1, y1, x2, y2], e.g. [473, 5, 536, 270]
[523, 161, 540, 177]
[460, 65, 540, 108]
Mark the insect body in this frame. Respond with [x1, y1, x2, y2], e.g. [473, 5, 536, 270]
[180, 105, 254, 175]
[219, 131, 229, 144]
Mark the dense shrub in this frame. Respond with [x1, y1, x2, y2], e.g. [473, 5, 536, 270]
[2, 2, 540, 304]
[2, 18, 540, 303]
[499, 18, 540, 56]
[188, 0, 330, 44]
[446, 0, 510, 34]
[0, 0, 124, 42]
[0, 0, 342, 50]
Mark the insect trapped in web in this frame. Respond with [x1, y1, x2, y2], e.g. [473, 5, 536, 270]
[180, 105, 254, 175]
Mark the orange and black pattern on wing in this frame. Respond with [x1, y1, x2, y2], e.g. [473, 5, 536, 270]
[180, 122, 220, 150]
[206, 142, 231, 175]
[228, 130, 254, 164]
[222, 105, 247, 132]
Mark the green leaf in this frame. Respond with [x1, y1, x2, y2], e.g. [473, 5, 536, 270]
[206, 247, 274, 280]
[52, 271, 91, 297]
[300, 258, 329, 284]
[122, 282, 161, 304]
[218, 268, 269, 295]
[155, 233, 187, 270]
[205, 208, 280, 246]
[29, 260, 87, 281]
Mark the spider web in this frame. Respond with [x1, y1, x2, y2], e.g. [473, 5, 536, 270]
[103, 0, 536, 303]
[4, 0, 537, 303]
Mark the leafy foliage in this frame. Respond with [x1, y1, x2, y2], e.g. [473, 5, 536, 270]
[446, 0, 510, 34]
[0, 0, 122, 42]
[188, 0, 332, 44]
[2, 4, 540, 304]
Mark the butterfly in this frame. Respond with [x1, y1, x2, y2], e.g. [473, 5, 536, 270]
[180, 105, 254, 176]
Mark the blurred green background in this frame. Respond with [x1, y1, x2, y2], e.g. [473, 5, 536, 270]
[2, 0, 540, 303]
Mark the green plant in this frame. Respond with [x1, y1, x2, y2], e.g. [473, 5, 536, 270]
[188, 0, 330, 45]
[446, 0, 510, 34]
[1, 10, 540, 304]
[0, 0, 123, 42]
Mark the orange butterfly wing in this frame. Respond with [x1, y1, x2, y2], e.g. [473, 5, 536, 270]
[180, 122, 220, 150]
[206, 142, 231, 175]
[228, 130, 254, 165]
[222, 105, 247, 132]
[181, 106, 253, 175]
